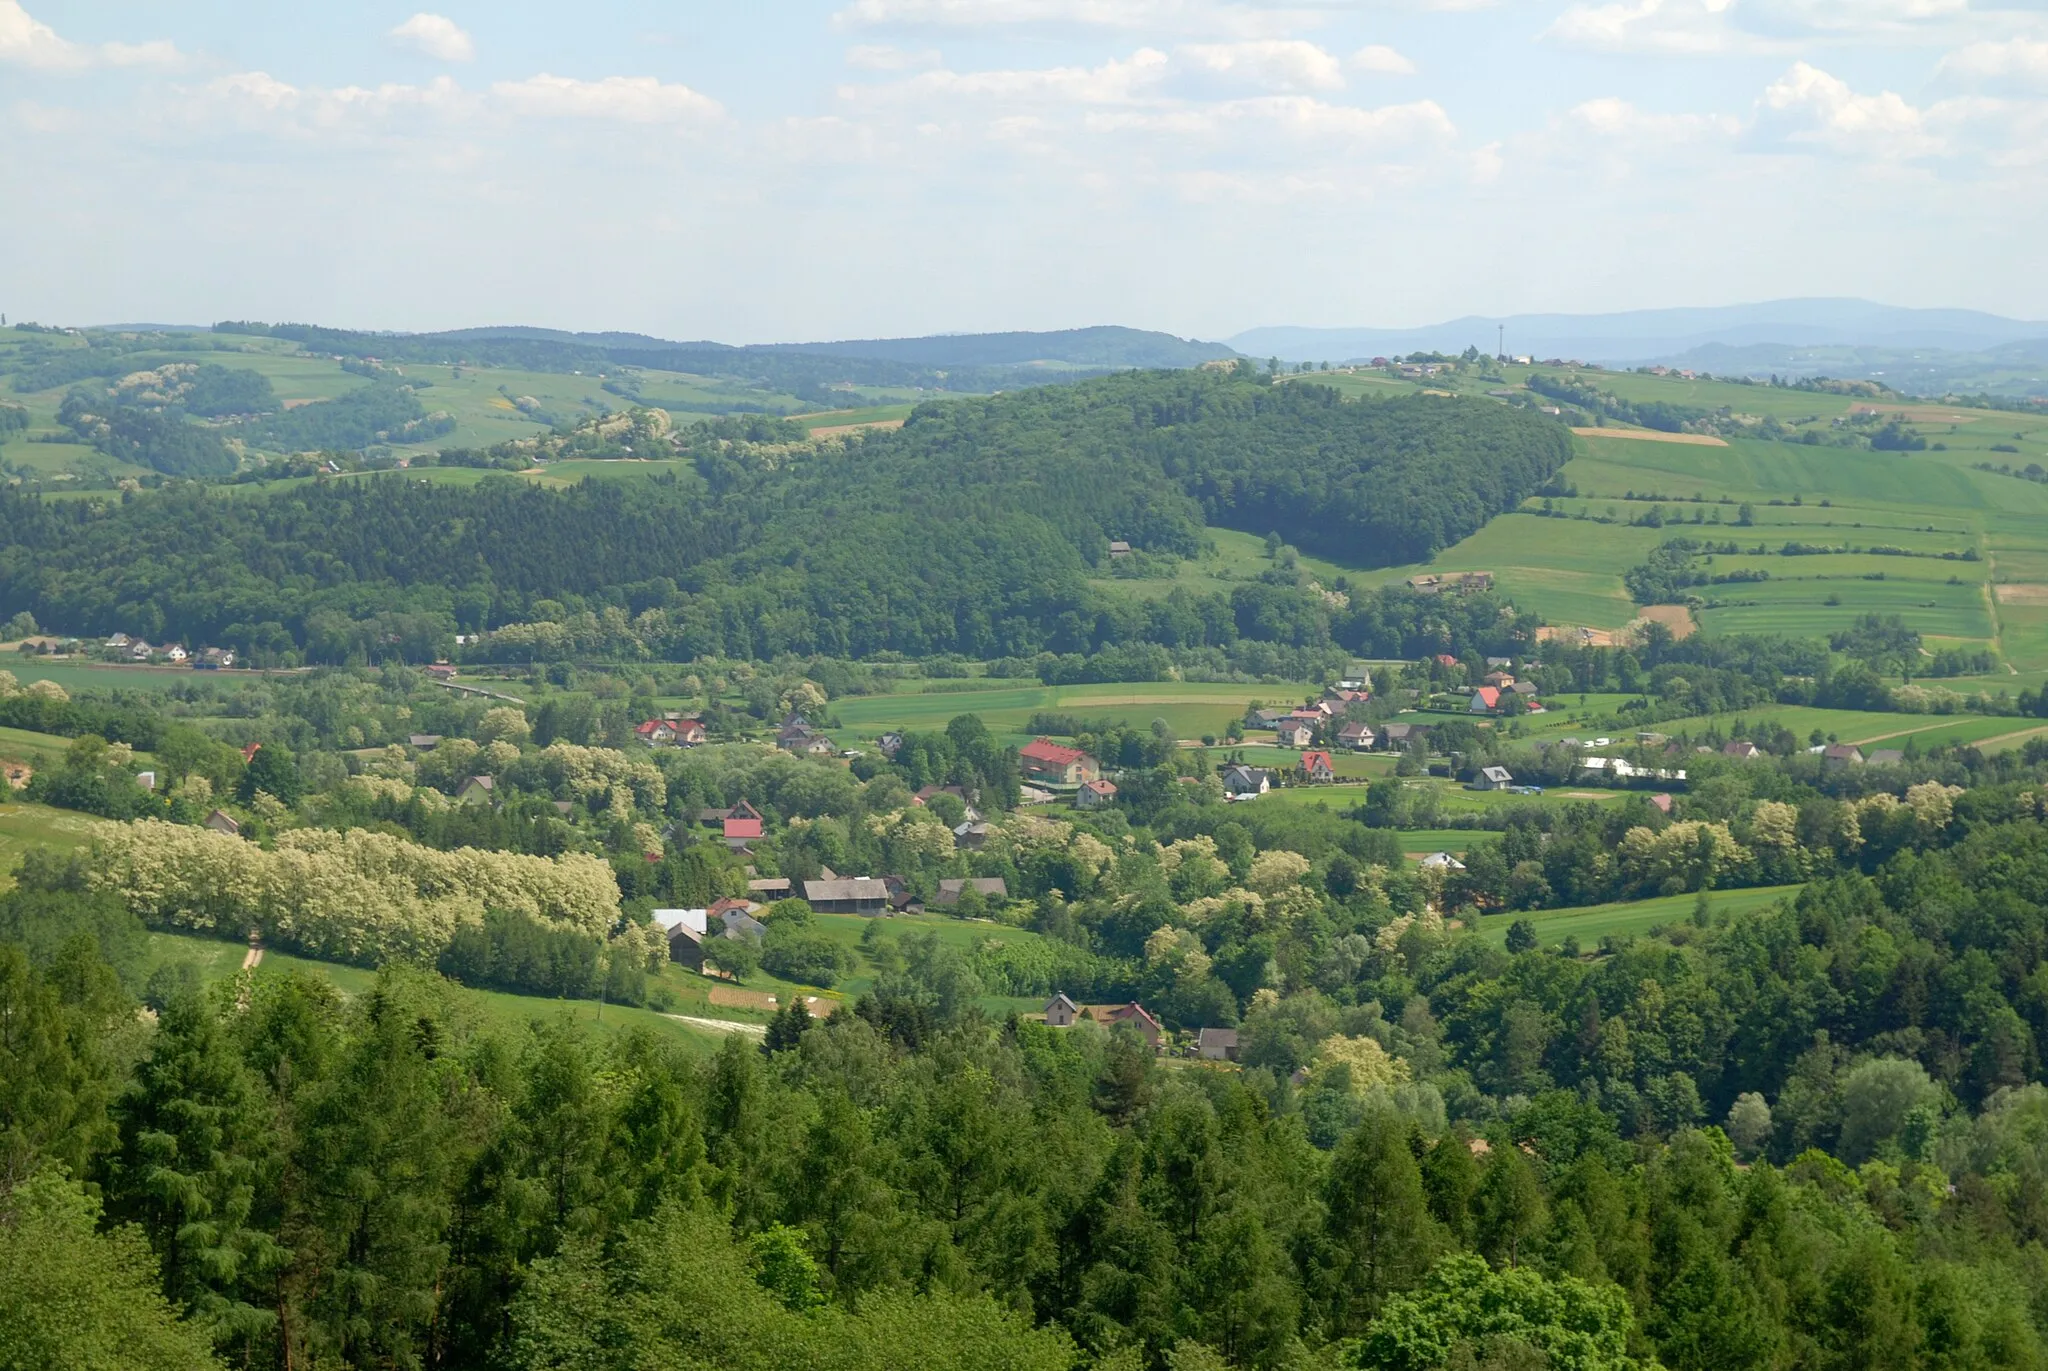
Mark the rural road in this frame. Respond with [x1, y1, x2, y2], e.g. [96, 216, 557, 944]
[663, 1014, 766, 1037]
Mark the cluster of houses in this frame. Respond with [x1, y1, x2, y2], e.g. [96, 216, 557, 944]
[100, 634, 234, 669]
[1041, 995, 1241, 1061]
[1405, 572, 1494, 596]
[655, 873, 1014, 971]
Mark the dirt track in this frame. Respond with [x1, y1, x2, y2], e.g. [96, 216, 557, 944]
[1573, 428, 1728, 447]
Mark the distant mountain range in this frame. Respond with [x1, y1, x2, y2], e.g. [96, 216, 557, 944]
[1229, 299, 2048, 368]
[345, 323, 1235, 371]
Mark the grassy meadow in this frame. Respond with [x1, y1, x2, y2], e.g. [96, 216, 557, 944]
[1471, 884, 1803, 950]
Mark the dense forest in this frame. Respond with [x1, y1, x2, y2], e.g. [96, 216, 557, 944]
[0, 370, 1568, 664]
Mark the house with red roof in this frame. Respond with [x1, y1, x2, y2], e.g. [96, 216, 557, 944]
[1019, 738, 1100, 786]
[723, 814, 763, 845]
[635, 719, 677, 745]
[1076, 778, 1118, 809]
[1301, 750, 1336, 783]
[1468, 686, 1501, 714]
[672, 719, 707, 746]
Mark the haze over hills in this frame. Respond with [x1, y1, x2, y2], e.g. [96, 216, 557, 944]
[1231, 298, 2048, 367]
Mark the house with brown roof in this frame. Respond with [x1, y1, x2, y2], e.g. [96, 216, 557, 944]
[935, 877, 1008, 908]
[1335, 720, 1375, 751]
[455, 775, 496, 805]
[1275, 720, 1314, 748]
[1076, 778, 1118, 809]
[204, 808, 241, 836]
[1822, 744, 1865, 769]
[1083, 1002, 1163, 1048]
[1722, 740, 1760, 759]
[1019, 738, 1100, 786]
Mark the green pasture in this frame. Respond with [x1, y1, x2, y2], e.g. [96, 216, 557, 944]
[1471, 884, 1803, 950]
[794, 404, 916, 431]
[2, 660, 235, 693]
[1643, 704, 2031, 751]
[832, 680, 1313, 745]
[0, 802, 98, 884]
[145, 929, 729, 1050]
[1094, 526, 1368, 604]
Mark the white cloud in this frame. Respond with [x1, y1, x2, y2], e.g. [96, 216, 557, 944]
[1177, 40, 1346, 91]
[1546, 0, 1749, 55]
[840, 49, 1171, 104]
[490, 74, 725, 123]
[1753, 60, 1940, 156]
[388, 13, 476, 63]
[1547, 0, 2001, 54]
[1938, 36, 2048, 91]
[845, 43, 942, 70]
[0, 0, 180, 70]
[833, 0, 1311, 38]
[1350, 44, 1417, 75]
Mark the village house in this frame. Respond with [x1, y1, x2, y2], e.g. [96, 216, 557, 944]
[1468, 686, 1502, 714]
[1043, 994, 1080, 1026]
[723, 810, 764, 846]
[1196, 1027, 1240, 1062]
[877, 732, 906, 759]
[1377, 722, 1429, 752]
[1085, 1002, 1164, 1048]
[196, 647, 235, 669]
[1075, 778, 1118, 810]
[425, 663, 457, 680]
[204, 808, 241, 836]
[1474, 765, 1515, 791]
[1018, 738, 1101, 786]
[1722, 739, 1760, 760]
[407, 734, 443, 751]
[1108, 540, 1132, 558]
[1220, 764, 1273, 798]
[1301, 750, 1336, 784]
[775, 714, 832, 754]
[1275, 720, 1314, 748]
[747, 876, 793, 900]
[1420, 851, 1466, 871]
[455, 775, 496, 805]
[635, 719, 678, 746]
[1483, 670, 1514, 688]
[1822, 744, 1865, 769]
[1335, 720, 1375, 751]
[162, 644, 188, 663]
[953, 820, 992, 850]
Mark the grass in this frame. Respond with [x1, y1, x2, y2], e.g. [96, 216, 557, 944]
[0, 660, 242, 693]
[833, 680, 1315, 747]
[0, 802, 98, 885]
[1471, 884, 1802, 950]
[145, 928, 732, 1051]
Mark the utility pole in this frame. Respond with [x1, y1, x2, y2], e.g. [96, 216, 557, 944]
[1498, 324, 1505, 362]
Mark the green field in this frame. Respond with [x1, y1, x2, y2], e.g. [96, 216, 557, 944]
[145, 929, 734, 1050]
[1355, 420, 2048, 667]
[833, 679, 1315, 747]
[1093, 527, 1370, 604]
[0, 802, 98, 882]
[1472, 884, 1803, 949]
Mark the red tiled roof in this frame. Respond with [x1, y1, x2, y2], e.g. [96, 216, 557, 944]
[1302, 750, 1334, 770]
[724, 817, 764, 840]
[1473, 686, 1501, 708]
[1020, 738, 1089, 766]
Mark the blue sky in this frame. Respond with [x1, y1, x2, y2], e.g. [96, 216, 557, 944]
[5, 1, 2046, 341]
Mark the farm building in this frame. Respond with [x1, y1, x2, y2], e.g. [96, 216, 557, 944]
[803, 877, 894, 915]
[1474, 766, 1515, 791]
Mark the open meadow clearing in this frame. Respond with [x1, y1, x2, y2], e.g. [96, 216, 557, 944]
[1471, 883, 1804, 949]
[832, 679, 1317, 744]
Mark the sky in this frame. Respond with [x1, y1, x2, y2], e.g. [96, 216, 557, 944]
[4, 0, 2047, 343]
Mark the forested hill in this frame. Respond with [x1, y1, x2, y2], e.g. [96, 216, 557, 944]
[0, 370, 1568, 663]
